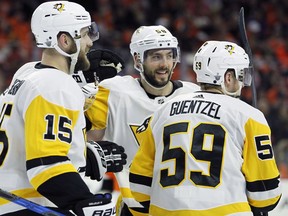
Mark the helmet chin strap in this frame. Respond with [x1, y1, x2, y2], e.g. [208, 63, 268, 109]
[54, 38, 81, 74]
[221, 82, 243, 98]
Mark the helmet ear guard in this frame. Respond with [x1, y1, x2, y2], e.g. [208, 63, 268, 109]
[193, 40, 250, 86]
[133, 53, 142, 71]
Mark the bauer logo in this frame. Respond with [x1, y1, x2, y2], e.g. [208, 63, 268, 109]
[92, 206, 116, 216]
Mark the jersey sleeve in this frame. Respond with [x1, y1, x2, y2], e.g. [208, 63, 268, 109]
[242, 116, 281, 212]
[85, 85, 110, 130]
[129, 118, 156, 211]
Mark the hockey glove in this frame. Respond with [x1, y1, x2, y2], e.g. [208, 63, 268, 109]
[87, 49, 124, 82]
[71, 49, 124, 86]
[74, 193, 116, 216]
[86, 141, 127, 181]
[84, 48, 125, 83]
[97, 141, 127, 172]
[86, 141, 107, 181]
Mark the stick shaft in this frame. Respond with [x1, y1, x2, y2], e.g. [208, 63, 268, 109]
[0, 188, 65, 216]
[239, 7, 257, 108]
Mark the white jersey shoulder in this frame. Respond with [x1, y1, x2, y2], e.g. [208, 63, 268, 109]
[100, 75, 146, 96]
[20, 63, 84, 110]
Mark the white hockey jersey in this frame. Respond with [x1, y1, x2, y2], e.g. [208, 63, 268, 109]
[0, 62, 89, 214]
[85, 75, 200, 215]
[130, 91, 281, 216]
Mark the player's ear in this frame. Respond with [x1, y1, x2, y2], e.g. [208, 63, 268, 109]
[57, 33, 75, 52]
[58, 33, 68, 47]
[225, 69, 237, 83]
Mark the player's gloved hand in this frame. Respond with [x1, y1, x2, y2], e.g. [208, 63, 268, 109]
[74, 193, 115, 216]
[86, 141, 107, 181]
[85, 141, 127, 181]
[87, 49, 124, 82]
[97, 141, 127, 172]
[71, 49, 124, 86]
[85, 48, 125, 82]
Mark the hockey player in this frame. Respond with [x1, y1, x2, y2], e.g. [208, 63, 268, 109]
[0, 1, 126, 215]
[84, 25, 200, 216]
[129, 40, 282, 216]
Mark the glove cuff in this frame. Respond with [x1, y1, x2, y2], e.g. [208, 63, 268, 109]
[86, 141, 107, 181]
[71, 70, 97, 87]
[74, 194, 115, 216]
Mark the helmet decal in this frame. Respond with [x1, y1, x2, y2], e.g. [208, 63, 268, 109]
[53, 3, 65, 12]
[214, 73, 221, 83]
[225, 44, 235, 55]
[45, 40, 52, 48]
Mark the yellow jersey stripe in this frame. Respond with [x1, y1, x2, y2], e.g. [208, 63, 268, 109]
[30, 163, 77, 189]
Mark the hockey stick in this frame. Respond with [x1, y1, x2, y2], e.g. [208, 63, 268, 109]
[238, 7, 257, 108]
[239, 9, 268, 216]
[0, 188, 65, 216]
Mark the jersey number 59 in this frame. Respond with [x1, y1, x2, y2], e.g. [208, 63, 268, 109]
[160, 122, 226, 188]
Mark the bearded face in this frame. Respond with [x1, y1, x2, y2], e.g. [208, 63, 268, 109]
[142, 49, 175, 88]
[71, 27, 93, 72]
[74, 49, 90, 72]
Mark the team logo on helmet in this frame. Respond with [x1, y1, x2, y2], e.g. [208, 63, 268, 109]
[53, 3, 65, 12]
[225, 45, 235, 55]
